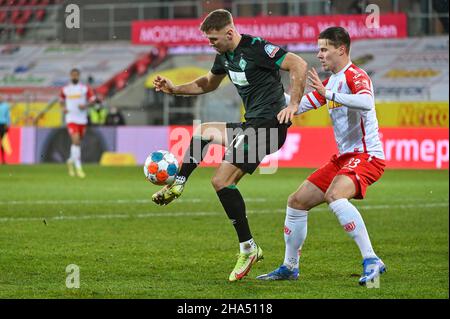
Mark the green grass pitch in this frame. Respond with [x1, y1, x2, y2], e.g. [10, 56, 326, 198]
[0, 164, 448, 298]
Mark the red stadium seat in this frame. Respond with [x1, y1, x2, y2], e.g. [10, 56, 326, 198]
[20, 8, 32, 22]
[6, 0, 17, 6]
[10, 9, 21, 23]
[136, 55, 152, 75]
[0, 11, 7, 23]
[15, 24, 25, 35]
[114, 70, 130, 91]
[34, 8, 45, 20]
[28, 0, 39, 5]
[39, 0, 49, 5]
[17, 0, 28, 6]
[95, 83, 111, 100]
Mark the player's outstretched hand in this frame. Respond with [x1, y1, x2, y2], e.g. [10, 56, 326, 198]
[308, 68, 326, 97]
[277, 104, 297, 124]
[153, 76, 175, 94]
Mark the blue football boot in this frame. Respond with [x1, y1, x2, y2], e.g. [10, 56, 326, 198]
[256, 265, 299, 281]
[359, 257, 386, 286]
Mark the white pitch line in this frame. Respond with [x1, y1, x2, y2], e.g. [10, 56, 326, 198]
[0, 202, 447, 223]
[0, 198, 267, 205]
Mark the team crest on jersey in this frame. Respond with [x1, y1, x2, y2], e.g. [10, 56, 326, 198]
[264, 44, 279, 58]
[239, 57, 247, 71]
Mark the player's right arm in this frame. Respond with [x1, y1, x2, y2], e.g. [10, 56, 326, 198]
[153, 71, 226, 96]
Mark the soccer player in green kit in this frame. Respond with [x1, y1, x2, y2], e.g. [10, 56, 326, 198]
[152, 9, 307, 281]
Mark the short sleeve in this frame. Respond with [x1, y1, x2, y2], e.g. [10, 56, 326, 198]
[310, 78, 329, 106]
[344, 66, 373, 96]
[59, 88, 66, 102]
[251, 38, 287, 70]
[210, 54, 226, 75]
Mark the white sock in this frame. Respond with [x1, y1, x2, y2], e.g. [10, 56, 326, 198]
[329, 198, 377, 259]
[71, 144, 81, 169]
[240, 238, 257, 254]
[69, 144, 76, 162]
[283, 206, 308, 270]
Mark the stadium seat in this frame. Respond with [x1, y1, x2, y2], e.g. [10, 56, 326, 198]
[15, 24, 25, 35]
[17, 0, 28, 6]
[136, 55, 152, 75]
[95, 83, 111, 100]
[11, 9, 21, 23]
[34, 8, 45, 20]
[20, 8, 32, 22]
[0, 11, 7, 23]
[114, 71, 130, 91]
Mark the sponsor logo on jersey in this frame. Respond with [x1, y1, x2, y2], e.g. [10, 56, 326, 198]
[228, 70, 249, 86]
[67, 94, 83, 99]
[264, 44, 280, 58]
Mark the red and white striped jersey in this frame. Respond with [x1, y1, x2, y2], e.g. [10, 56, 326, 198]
[292, 61, 385, 159]
[60, 83, 95, 125]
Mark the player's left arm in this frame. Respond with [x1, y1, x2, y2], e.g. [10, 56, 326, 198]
[79, 86, 98, 110]
[308, 68, 374, 111]
[277, 53, 308, 123]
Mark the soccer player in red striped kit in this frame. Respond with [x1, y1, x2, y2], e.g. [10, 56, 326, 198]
[60, 68, 96, 178]
[258, 27, 386, 285]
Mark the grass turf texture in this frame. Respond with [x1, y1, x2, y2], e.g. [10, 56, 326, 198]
[0, 164, 448, 299]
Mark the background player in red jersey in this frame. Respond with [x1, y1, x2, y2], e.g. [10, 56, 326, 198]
[258, 27, 386, 285]
[60, 68, 96, 178]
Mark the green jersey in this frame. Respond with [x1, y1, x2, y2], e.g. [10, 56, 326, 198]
[210, 34, 288, 120]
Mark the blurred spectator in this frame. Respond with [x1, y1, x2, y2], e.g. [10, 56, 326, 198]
[348, 0, 364, 14]
[87, 75, 95, 86]
[433, 0, 449, 33]
[88, 101, 108, 125]
[105, 106, 126, 126]
[0, 94, 11, 164]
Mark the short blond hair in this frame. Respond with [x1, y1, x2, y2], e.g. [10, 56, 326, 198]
[200, 9, 233, 32]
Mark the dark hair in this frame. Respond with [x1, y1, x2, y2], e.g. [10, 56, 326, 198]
[70, 68, 80, 74]
[318, 27, 351, 53]
[200, 9, 233, 32]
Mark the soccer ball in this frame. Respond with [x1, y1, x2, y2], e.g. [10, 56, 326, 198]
[144, 150, 179, 185]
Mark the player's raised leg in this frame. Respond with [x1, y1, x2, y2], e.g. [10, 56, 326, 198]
[257, 180, 325, 280]
[325, 175, 385, 285]
[152, 122, 227, 205]
[212, 161, 263, 282]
